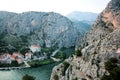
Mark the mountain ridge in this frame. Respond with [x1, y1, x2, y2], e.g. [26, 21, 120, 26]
[50, 0, 120, 80]
[0, 11, 80, 50]
[66, 11, 99, 24]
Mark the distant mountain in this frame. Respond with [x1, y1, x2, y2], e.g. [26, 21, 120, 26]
[73, 21, 91, 35]
[66, 11, 98, 35]
[66, 11, 99, 24]
[0, 11, 80, 51]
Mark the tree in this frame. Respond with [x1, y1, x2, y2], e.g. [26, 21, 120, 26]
[53, 74, 59, 80]
[11, 61, 20, 67]
[101, 57, 120, 80]
[22, 74, 35, 80]
[75, 49, 82, 57]
[61, 62, 70, 76]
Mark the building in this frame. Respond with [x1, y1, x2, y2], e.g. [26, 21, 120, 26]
[25, 52, 32, 61]
[10, 52, 24, 64]
[29, 44, 41, 53]
[0, 53, 11, 63]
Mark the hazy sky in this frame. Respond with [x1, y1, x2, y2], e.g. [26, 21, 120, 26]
[0, 0, 111, 15]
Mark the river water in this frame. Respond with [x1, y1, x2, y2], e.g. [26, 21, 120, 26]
[0, 63, 57, 80]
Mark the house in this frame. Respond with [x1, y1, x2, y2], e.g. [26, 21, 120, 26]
[25, 52, 32, 60]
[10, 52, 24, 64]
[29, 44, 41, 53]
[0, 52, 24, 64]
[10, 55, 16, 60]
[0, 53, 11, 63]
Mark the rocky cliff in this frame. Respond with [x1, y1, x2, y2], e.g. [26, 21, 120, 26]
[50, 0, 120, 80]
[0, 11, 81, 50]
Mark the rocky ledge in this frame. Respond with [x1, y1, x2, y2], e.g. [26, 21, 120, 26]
[50, 0, 120, 80]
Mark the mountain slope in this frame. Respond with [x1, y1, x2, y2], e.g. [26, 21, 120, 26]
[73, 21, 91, 35]
[50, 0, 120, 80]
[0, 11, 79, 51]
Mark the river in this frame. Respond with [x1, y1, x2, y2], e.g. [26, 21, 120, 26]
[0, 63, 57, 80]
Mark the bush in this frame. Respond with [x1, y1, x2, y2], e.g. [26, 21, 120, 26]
[53, 74, 59, 80]
[75, 49, 82, 57]
[104, 57, 118, 71]
[22, 74, 35, 80]
[104, 61, 117, 71]
[20, 48, 30, 55]
[61, 62, 70, 76]
[101, 57, 120, 80]
[109, 57, 118, 63]
[101, 75, 111, 80]
[73, 77, 78, 80]
[11, 61, 20, 67]
[54, 51, 66, 59]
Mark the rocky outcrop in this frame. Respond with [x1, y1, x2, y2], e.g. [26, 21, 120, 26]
[50, 0, 120, 80]
[0, 11, 81, 48]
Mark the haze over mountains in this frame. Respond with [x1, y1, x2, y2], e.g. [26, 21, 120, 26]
[67, 11, 99, 24]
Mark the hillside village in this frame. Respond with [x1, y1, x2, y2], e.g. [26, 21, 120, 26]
[0, 42, 66, 69]
[0, 44, 47, 65]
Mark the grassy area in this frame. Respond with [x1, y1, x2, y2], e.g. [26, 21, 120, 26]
[28, 59, 54, 67]
[54, 51, 66, 59]
[41, 47, 55, 56]
[41, 47, 55, 53]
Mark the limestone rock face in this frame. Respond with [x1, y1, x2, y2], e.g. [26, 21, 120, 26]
[0, 11, 80, 48]
[51, 0, 120, 80]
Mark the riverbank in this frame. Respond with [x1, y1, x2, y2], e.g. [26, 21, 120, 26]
[0, 66, 30, 70]
[28, 58, 55, 67]
[0, 63, 58, 80]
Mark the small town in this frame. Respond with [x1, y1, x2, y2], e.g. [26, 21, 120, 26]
[0, 44, 48, 68]
[0, 44, 64, 69]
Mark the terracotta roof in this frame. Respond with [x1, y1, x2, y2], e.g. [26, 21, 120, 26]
[32, 44, 40, 48]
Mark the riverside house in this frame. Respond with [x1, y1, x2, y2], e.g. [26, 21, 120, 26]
[0, 52, 24, 64]
[0, 53, 11, 63]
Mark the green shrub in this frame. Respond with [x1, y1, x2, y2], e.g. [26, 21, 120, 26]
[11, 61, 20, 67]
[101, 75, 111, 80]
[61, 62, 70, 76]
[75, 49, 82, 57]
[53, 74, 59, 80]
[81, 78, 87, 80]
[101, 57, 120, 80]
[73, 77, 78, 80]
[109, 57, 118, 63]
[105, 60, 118, 71]
[22, 74, 35, 80]
[54, 51, 65, 59]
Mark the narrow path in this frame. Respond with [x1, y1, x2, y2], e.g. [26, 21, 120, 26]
[50, 49, 60, 62]
[50, 57, 61, 62]
[51, 49, 60, 57]
[24, 61, 30, 67]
